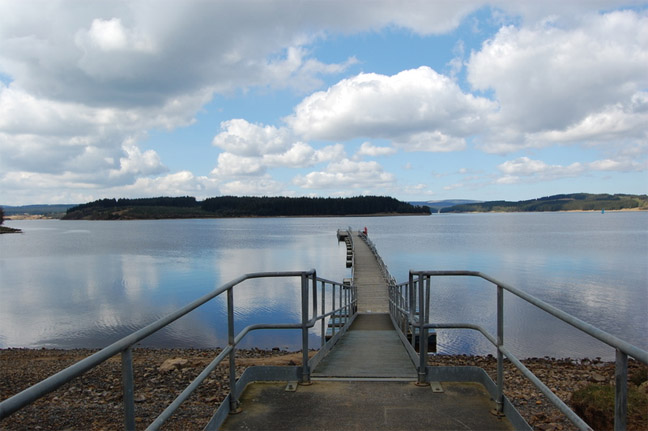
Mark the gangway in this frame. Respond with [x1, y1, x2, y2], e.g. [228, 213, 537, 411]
[1, 229, 646, 430]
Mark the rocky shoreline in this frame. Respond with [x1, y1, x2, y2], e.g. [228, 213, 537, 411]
[1, 348, 646, 430]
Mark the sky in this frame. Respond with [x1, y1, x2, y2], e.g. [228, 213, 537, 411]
[0, 1, 647, 206]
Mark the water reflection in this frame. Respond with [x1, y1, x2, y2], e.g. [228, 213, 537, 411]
[361, 212, 647, 360]
[1, 213, 645, 359]
[0, 218, 350, 350]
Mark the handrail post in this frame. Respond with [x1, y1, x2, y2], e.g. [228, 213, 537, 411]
[227, 287, 239, 413]
[417, 275, 430, 385]
[409, 272, 415, 346]
[496, 284, 504, 414]
[121, 347, 135, 430]
[615, 348, 628, 431]
[400, 283, 405, 333]
[332, 282, 336, 337]
[312, 273, 317, 325]
[321, 280, 326, 347]
[300, 273, 311, 384]
[339, 277, 343, 318]
[345, 277, 350, 314]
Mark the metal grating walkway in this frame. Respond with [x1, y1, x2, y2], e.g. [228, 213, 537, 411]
[352, 232, 390, 313]
[313, 313, 416, 378]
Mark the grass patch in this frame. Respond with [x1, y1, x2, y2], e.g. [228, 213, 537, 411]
[571, 384, 647, 430]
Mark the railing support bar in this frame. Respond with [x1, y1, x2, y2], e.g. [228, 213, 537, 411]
[615, 349, 628, 431]
[417, 275, 428, 385]
[409, 272, 415, 346]
[321, 280, 326, 347]
[227, 288, 239, 413]
[496, 284, 504, 414]
[312, 274, 317, 326]
[300, 273, 311, 384]
[121, 347, 135, 431]
[332, 283, 336, 338]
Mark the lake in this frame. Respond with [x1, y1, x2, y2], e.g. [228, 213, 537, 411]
[1, 212, 646, 361]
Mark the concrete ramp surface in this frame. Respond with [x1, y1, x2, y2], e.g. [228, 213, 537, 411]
[219, 380, 514, 430]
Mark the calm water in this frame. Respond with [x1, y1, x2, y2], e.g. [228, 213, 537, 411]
[1, 213, 646, 360]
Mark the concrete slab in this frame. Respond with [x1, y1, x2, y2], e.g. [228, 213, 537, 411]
[219, 381, 515, 431]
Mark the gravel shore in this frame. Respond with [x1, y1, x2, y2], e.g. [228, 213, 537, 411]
[1, 348, 646, 430]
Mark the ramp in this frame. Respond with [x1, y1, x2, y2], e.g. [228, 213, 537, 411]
[313, 313, 416, 378]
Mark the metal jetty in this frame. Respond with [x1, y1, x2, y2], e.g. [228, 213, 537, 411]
[2, 229, 647, 431]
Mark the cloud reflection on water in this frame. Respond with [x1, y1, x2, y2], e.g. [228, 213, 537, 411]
[1, 214, 645, 359]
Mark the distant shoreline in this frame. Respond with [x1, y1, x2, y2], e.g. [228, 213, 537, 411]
[432, 208, 648, 214]
[6, 212, 431, 221]
[5, 208, 646, 220]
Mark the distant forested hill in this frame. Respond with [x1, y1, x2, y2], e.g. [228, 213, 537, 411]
[440, 193, 648, 213]
[62, 196, 431, 220]
[62, 197, 205, 220]
[410, 199, 482, 212]
[2, 204, 75, 217]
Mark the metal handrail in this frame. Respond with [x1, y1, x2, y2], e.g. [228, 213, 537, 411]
[0, 270, 356, 430]
[389, 270, 648, 431]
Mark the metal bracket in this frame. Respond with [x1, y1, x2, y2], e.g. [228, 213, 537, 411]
[285, 381, 298, 392]
[430, 381, 444, 393]
[490, 408, 505, 418]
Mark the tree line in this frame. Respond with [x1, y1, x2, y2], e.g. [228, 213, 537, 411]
[201, 195, 430, 216]
[63, 196, 431, 219]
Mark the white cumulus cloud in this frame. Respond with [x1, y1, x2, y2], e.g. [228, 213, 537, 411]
[293, 159, 396, 191]
[287, 67, 495, 151]
[211, 119, 346, 179]
[496, 155, 645, 185]
[212, 119, 293, 157]
[468, 10, 648, 152]
[356, 142, 397, 157]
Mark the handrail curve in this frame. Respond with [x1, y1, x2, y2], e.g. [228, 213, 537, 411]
[0, 270, 356, 430]
[389, 270, 648, 431]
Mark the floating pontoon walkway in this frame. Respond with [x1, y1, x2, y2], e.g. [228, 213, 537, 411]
[351, 231, 391, 313]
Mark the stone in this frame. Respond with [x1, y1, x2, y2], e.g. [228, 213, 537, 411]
[133, 393, 147, 403]
[158, 357, 189, 372]
[639, 380, 648, 394]
[589, 372, 606, 383]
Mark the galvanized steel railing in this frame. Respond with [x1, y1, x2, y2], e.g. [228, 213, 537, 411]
[389, 270, 648, 431]
[0, 270, 356, 430]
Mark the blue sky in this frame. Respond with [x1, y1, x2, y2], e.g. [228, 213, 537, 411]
[0, 1, 646, 205]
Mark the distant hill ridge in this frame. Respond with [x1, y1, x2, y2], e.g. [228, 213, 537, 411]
[409, 199, 482, 211]
[439, 193, 647, 213]
[1, 204, 75, 217]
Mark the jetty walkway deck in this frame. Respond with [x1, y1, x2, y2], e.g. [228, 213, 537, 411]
[220, 230, 517, 430]
[350, 231, 391, 313]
